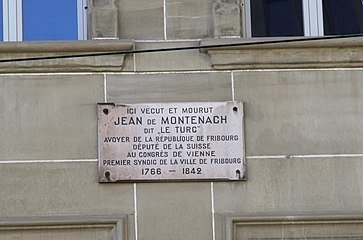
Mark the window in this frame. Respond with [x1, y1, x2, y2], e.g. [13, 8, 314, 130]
[0, 0, 2, 40]
[245, 0, 363, 37]
[323, 0, 363, 35]
[1, 0, 87, 41]
[250, 0, 304, 37]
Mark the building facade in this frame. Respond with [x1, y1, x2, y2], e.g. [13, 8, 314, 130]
[1, 0, 363, 239]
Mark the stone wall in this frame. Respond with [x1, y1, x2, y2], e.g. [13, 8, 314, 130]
[1, 1, 363, 239]
[89, 0, 244, 40]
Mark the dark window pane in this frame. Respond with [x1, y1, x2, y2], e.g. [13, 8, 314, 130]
[251, 0, 304, 37]
[23, 0, 78, 41]
[323, 0, 363, 35]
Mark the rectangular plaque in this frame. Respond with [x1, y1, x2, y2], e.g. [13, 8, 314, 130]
[97, 102, 245, 182]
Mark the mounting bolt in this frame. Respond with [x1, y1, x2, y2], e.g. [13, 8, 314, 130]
[105, 171, 111, 181]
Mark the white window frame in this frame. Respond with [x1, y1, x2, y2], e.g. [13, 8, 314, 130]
[3, 0, 22, 41]
[244, 0, 324, 37]
[303, 0, 324, 36]
[2, 0, 87, 41]
[77, 0, 87, 40]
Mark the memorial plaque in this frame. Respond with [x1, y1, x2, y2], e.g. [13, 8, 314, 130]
[97, 101, 245, 182]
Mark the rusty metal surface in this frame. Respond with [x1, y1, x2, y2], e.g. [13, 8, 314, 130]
[97, 102, 245, 182]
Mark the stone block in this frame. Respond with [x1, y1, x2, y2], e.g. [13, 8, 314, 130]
[0, 75, 104, 160]
[213, 1, 241, 37]
[89, 7, 119, 39]
[106, 72, 232, 103]
[214, 156, 363, 213]
[0, 40, 133, 73]
[121, 53, 135, 72]
[0, 214, 129, 240]
[0, 161, 134, 216]
[134, 41, 211, 71]
[92, 0, 117, 7]
[202, 37, 363, 70]
[224, 212, 363, 240]
[166, 0, 212, 39]
[118, 0, 164, 40]
[234, 70, 363, 156]
[137, 183, 212, 240]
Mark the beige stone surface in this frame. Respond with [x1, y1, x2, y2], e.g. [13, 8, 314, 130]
[122, 53, 135, 72]
[88, 0, 119, 39]
[0, 40, 133, 73]
[134, 41, 211, 71]
[228, 213, 363, 240]
[0, 228, 113, 240]
[118, 0, 164, 39]
[0, 162, 134, 216]
[213, 156, 363, 213]
[202, 37, 363, 69]
[166, 0, 212, 39]
[0, 75, 104, 160]
[2, 2, 363, 240]
[106, 72, 232, 103]
[89, 7, 119, 39]
[234, 69, 363, 156]
[212, 1, 242, 37]
[0, 214, 129, 240]
[137, 182, 213, 240]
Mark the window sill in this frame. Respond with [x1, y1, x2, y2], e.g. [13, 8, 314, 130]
[201, 36, 363, 70]
[0, 40, 133, 73]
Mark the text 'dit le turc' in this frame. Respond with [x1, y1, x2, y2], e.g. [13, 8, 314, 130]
[97, 101, 245, 182]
